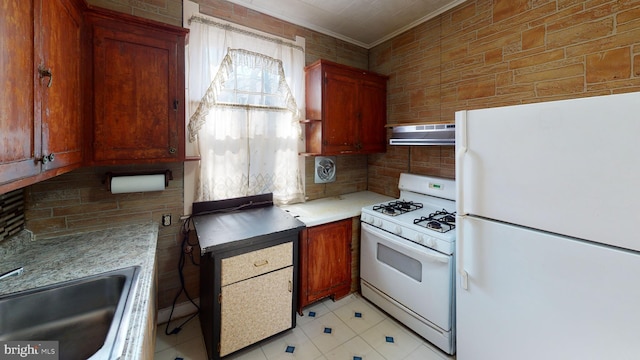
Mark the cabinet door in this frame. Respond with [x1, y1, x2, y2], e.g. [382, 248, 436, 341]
[304, 219, 352, 302]
[220, 266, 293, 357]
[359, 78, 387, 153]
[0, 1, 39, 187]
[91, 20, 183, 164]
[323, 70, 359, 154]
[38, 0, 83, 172]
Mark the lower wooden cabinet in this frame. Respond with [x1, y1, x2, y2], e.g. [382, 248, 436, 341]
[298, 218, 352, 313]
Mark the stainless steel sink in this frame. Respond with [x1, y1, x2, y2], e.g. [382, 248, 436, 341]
[0, 266, 140, 360]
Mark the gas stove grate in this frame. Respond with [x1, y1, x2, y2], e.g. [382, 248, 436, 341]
[413, 209, 456, 233]
[372, 200, 423, 216]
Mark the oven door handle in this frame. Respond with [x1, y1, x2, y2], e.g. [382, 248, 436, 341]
[362, 223, 449, 264]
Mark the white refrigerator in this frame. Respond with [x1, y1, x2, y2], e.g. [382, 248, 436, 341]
[455, 92, 640, 359]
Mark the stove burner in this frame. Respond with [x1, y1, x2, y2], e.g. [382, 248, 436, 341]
[382, 205, 398, 215]
[414, 209, 456, 233]
[441, 214, 456, 223]
[373, 201, 423, 216]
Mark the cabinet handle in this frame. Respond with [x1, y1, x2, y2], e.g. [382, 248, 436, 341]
[38, 66, 53, 88]
[168, 147, 177, 154]
[288, 280, 292, 293]
[253, 259, 269, 267]
[39, 153, 55, 164]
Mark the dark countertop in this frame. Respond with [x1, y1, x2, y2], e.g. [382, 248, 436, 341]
[193, 205, 305, 254]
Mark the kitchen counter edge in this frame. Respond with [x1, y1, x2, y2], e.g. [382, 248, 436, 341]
[279, 191, 394, 227]
[0, 222, 159, 360]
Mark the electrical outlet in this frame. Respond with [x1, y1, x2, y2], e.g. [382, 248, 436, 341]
[162, 214, 171, 226]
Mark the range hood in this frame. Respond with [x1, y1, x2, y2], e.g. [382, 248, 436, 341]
[389, 123, 455, 145]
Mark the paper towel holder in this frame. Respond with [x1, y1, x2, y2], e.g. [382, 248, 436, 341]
[104, 170, 173, 192]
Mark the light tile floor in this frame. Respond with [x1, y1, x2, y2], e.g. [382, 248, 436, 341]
[155, 293, 455, 360]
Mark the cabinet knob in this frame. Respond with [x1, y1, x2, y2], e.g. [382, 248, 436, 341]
[38, 66, 53, 88]
[168, 147, 177, 154]
[40, 153, 55, 164]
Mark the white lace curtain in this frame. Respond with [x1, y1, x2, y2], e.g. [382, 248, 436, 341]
[187, 17, 305, 204]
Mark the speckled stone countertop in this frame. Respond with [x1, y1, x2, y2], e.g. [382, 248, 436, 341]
[280, 191, 394, 227]
[0, 222, 159, 360]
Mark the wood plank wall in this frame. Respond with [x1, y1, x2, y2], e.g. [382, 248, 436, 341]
[368, 0, 640, 197]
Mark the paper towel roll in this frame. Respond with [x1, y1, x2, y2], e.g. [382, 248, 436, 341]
[110, 174, 166, 194]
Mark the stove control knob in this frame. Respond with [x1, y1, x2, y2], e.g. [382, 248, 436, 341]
[427, 238, 437, 248]
[362, 215, 371, 224]
[394, 226, 402, 235]
[374, 219, 382, 227]
[415, 234, 424, 244]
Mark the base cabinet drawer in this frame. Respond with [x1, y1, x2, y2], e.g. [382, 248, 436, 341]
[221, 242, 293, 285]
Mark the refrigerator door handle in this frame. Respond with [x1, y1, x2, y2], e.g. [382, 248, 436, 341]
[455, 110, 468, 214]
[458, 214, 469, 290]
[455, 110, 470, 290]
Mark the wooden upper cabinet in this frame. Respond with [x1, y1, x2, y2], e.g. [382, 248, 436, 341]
[38, 0, 84, 172]
[0, 2, 188, 194]
[0, 1, 38, 188]
[85, 9, 187, 165]
[359, 78, 387, 153]
[303, 59, 388, 155]
[0, 0, 83, 195]
[323, 71, 359, 153]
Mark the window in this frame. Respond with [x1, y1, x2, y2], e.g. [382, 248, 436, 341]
[217, 51, 287, 108]
[186, 17, 305, 206]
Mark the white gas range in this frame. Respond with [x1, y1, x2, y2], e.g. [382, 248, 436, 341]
[360, 173, 456, 355]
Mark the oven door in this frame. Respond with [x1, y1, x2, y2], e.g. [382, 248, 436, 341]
[360, 222, 453, 331]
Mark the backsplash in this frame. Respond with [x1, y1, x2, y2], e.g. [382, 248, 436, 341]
[0, 189, 25, 243]
[304, 155, 369, 201]
[23, 163, 192, 309]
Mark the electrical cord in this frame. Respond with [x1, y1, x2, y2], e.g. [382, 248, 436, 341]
[164, 200, 268, 335]
[164, 216, 200, 335]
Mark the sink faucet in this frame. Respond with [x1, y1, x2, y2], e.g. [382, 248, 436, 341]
[0, 267, 24, 280]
